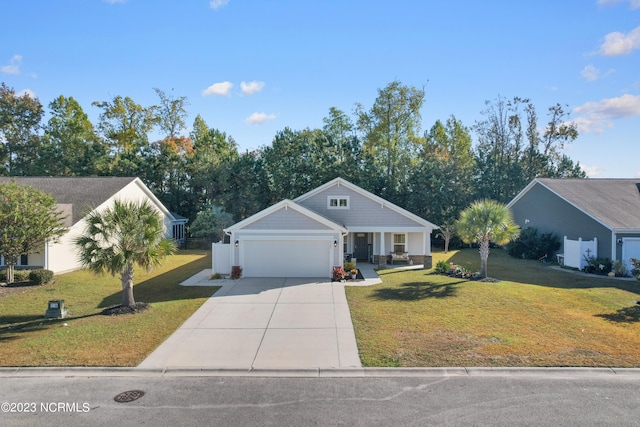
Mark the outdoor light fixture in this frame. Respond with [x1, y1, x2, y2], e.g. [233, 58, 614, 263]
[334, 240, 337, 247]
[235, 240, 239, 247]
[617, 239, 623, 244]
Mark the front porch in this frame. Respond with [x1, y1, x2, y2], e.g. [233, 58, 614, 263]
[343, 231, 433, 270]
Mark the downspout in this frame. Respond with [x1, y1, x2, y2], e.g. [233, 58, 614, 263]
[44, 238, 49, 270]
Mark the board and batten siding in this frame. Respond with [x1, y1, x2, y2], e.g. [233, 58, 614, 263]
[243, 207, 333, 230]
[298, 185, 422, 228]
[510, 182, 612, 257]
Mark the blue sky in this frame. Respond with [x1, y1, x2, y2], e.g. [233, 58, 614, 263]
[2, 0, 639, 178]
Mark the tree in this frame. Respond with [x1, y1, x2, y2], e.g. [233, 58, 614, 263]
[41, 95, 107, 176]
[456, 199, 520, 278]
[92, 95, 158, 175]
[188, 115, 238, 211]
[0, 83, 44, 175]
[261, 127, 325, 202]
[436, 222, 456, 254]
[474, 96, 585, 203]
[153, 88, 188, 138]
[410, 116, 475, 226]
[189, 205, 234, 242]
[0, 181, 66, 283]
[75, 199, 176, 307]
[319, 107, 362, 183]
[356, 80, 425, 201]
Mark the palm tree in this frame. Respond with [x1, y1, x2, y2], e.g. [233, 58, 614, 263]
[456, 199, 520, 278]
[75, 199, 176, 307]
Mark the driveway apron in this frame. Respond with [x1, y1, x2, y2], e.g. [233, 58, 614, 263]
[138, 277, 362, 370]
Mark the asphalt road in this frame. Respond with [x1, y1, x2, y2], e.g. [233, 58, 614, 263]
[1, 371, 639, 426]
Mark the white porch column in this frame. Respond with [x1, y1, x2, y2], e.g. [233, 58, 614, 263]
[379, 232, 385, 256]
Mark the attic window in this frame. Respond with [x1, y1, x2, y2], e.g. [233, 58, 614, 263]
[328, 196, 349, 209]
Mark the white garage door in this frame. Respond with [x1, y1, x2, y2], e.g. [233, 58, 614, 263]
[242, 239, 332, 277]
[623, 238, 640, 271]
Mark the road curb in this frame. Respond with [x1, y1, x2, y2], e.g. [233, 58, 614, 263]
[2, 366, 640, 378]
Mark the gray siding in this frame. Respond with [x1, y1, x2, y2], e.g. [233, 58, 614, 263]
[510, 182, 612, 257]
[298, 185, 422, 228]
[243, 207, 333, 230]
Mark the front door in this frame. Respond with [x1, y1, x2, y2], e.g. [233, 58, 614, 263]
[353, 233, 368, 261]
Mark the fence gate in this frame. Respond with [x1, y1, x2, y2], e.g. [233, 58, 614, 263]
[562, 236, 597, 269]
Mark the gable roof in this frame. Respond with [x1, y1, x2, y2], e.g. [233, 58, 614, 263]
[225, 199, 348, 233]
[508, 178, 640, 231]
[0, 177, 173, 226]
[294, 177, 438, 229]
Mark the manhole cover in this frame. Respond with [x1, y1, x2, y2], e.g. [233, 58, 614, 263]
[114, 390, 145, 403]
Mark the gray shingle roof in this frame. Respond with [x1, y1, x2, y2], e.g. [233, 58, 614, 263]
[537, 178, 640, 230]
[0, 177, 138, 226]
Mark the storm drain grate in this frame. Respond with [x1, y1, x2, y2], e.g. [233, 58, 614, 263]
[114, 390, 145, 403]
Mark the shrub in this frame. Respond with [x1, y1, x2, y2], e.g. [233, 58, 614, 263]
[210, 272, 225, 280]
[344, 261, 356, 272]
[507, 227, 561, 260]
[434, 260, 450, 274]
[13, 270, 30, 282]
[583, 256, 612, 275]
[611, 260, 627, 277]
[29, 269, 54, 286]
[630, 258, 640, 280]
[230, 265, 243, 280]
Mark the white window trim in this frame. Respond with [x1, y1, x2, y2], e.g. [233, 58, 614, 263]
[327, 196, 350, 209]
[393, 233, 407, 253]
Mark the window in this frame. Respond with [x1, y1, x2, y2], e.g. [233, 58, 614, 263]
[393, 233, 406, 253]
[327, 196, 349, 209]
[172, 223, 184, 242]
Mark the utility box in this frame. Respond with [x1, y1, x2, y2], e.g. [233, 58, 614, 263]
[45, 299, 67, 319]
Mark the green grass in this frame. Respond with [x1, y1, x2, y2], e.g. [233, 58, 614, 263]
[346, 248, 640, 367]
[0, 250, 219, 367]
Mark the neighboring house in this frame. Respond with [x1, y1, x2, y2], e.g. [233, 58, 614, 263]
[0, 177, 187, 274]
[507, 178, 640, 270]
[218, 177, 437, 278]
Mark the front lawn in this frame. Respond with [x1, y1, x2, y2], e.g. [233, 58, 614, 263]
[346, 249, 640, 367]
[0, 250, 219, 367]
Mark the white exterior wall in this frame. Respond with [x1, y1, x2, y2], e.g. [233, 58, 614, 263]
[45, 224, 85, 274]
[22, 179, 173, 274]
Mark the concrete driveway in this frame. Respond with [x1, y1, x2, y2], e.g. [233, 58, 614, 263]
[138, 276, 362, 370]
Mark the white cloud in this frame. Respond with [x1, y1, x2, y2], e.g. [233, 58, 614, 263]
[17, 88, 36, 99]
[202, 81, 233, 96]
[597, 0, 640, 9]
[245, 112, 277, 125]
[580, 164, 605, 178]
[1, 54, 22, 75]
[240, 80, 265, 95]
[580, 64, 615, 81]
[210, 0, 229, 10]
[598, 26, 640, 56]
[573, 94, 640, 133]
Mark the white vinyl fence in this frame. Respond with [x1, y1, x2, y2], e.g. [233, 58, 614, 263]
[561, 236, 597, 269]
[212, 242, 231, 275]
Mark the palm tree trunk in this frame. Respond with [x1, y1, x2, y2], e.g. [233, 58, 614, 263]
[479, 240, 490, 278]
[120, 263, 135, 307]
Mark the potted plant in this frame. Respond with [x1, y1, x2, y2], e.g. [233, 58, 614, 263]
[332, 266, 346, 282]
[344, 261, 356, 279]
